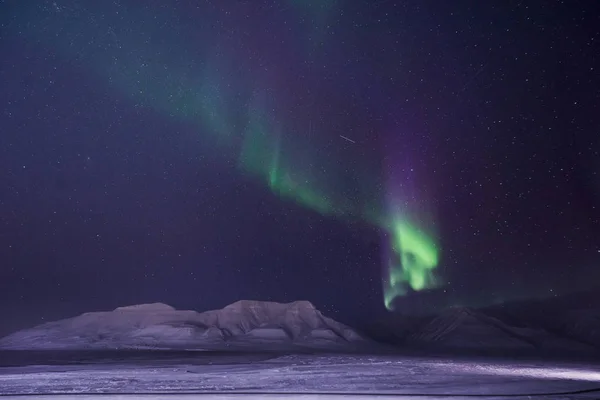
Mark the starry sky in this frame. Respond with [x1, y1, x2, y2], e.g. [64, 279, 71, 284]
[1, 0, 599, 335]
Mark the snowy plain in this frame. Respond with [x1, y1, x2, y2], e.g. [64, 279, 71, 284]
[1, 352, 600, 399]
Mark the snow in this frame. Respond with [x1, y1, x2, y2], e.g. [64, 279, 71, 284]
[2, 302, 600, 398]
[246, 328, 290, 339]
[0, 353, 599, 399]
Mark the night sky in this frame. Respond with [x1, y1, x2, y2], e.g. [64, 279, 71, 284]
[1, 0, 599, 335]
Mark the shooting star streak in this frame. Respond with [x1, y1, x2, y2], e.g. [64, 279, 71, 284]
[340, 135, 356, 144]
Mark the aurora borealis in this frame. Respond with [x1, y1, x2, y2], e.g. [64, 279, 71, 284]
[1, 0, 599, 331]
[6, 0, 441, 307]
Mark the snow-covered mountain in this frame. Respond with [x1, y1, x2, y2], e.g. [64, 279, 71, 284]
[0, 300, 367, 351]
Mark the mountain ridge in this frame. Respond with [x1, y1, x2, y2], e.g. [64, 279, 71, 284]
[0, 300, 367, 351]
[3, 290, 600, 357]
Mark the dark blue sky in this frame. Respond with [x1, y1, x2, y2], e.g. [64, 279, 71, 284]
[1, 0, 599, 334]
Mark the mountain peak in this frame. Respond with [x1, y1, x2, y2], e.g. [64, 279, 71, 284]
[288, 300, 317, 309]
[224, 300, 317, 310]
[438, 306, 476, 317]
[114, 303, 176, 312]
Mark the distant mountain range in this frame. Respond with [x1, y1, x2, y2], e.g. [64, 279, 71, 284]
[2, 290, 599, 357]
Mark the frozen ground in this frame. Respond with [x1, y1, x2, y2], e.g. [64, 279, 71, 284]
[0, 352, 599, 399]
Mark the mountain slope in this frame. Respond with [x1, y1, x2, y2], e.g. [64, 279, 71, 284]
[364, 305, 595, 355]
[407, 307, 536, 349]
[483, 288, 600, 350]
[561, 310, 600, 347]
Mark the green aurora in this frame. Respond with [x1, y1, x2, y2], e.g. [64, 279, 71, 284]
[383, 219, 440, 310]
[9, 0, 440, 309]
